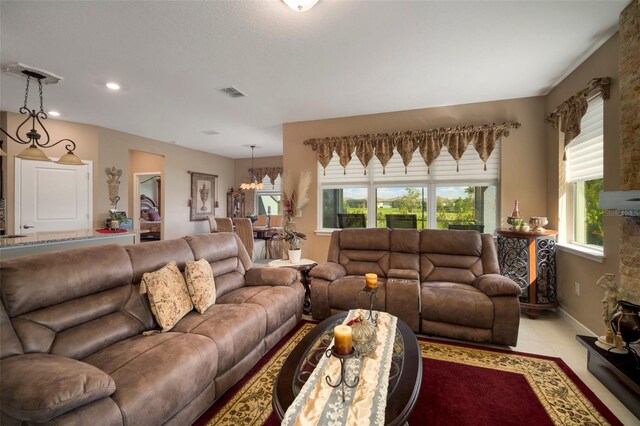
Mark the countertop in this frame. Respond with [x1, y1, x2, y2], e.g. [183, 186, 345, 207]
[0, 229, 136, 248]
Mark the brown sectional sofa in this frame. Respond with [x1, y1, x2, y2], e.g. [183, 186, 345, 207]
[0, 233, 304, 425]
[309, 228, 521, 346]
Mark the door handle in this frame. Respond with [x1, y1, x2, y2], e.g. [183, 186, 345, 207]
[23, 225, 35, 229]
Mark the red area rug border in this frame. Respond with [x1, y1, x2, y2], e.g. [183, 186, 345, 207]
[415, 334, 622, 425]
[194, 320, 622, 426]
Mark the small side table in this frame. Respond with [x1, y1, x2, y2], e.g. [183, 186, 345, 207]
[269, 258, 317, 315]
[496, 228, 558, 318]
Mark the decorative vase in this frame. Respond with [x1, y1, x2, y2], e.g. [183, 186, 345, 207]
[109, 220, 119, 231]
[351, 318, 377, 356]
[288, 249, 301, 264]
[610, 300, 640, 345]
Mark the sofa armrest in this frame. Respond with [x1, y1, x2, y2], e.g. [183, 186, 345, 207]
[473, 274, 522, 297]
[245, 267, 297, 286]
[0, 354, 115, 423]
[309, 262, 346, 281]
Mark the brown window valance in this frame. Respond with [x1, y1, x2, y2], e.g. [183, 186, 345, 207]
[304, 122, 521, 174]
[249, 167, 283, 187]
[545, 77, 610, 159]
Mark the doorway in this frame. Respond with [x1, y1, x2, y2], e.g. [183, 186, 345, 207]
[130, 150, 164, 243]
[134, 172, 162, 242]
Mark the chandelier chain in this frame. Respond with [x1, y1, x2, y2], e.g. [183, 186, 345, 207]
[23, 76, 31, 110]
[38, 79, 45, 114]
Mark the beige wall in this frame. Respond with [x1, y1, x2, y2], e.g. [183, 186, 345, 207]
[1, 113, 235, 240]
[233, 155, 283, 216]
[283, 96, 547, 263]
[545, 35, 621, 334]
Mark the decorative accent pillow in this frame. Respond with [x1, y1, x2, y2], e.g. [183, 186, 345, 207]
[148, 210, 161, 221]
[140, 209, 151, 220]
[185, 258, 216, 314]
[140, 261, 193, 331]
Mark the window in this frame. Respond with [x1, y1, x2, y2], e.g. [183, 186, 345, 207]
[317, 141, 500, 233]
[565, 96, 604, 248]
[255, 175, 282, 216]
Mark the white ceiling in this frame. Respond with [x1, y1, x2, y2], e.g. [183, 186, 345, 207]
[0, 1, 627, 159]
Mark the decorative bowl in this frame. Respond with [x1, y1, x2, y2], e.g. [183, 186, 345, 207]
[529, 216, 548, 231]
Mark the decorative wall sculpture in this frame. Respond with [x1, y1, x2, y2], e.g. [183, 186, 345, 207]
[105, 166, 122, 209]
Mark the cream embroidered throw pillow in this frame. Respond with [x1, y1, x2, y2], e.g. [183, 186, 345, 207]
[140, 261, 193, 331]
[185, 258, 216, 314]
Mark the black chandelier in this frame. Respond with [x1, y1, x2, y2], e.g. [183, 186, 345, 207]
[0, 70, 84, 165]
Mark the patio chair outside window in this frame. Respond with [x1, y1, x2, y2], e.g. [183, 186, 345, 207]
[385, 214, 418, 229]
[337, 213, 366, 228]
[448, 224, 485, 232]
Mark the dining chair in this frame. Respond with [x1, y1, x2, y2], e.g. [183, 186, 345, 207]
[232, 218, 266, 261]
[214, 217, 234, 233]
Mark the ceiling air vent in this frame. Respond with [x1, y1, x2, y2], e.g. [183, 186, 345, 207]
[221, 86, 246, 98]
[2, 62, 62, 84]
[202, 129, 221, 135]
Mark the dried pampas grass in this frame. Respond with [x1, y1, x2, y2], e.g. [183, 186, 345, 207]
[295, 171, 312, 217]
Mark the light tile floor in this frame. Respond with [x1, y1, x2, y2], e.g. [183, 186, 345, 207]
[303, 311, 639, 424]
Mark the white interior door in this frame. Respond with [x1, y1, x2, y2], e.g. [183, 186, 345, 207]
[16, 158, 93, 234]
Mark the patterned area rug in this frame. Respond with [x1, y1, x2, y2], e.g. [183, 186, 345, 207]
[195, 322, 621, 426]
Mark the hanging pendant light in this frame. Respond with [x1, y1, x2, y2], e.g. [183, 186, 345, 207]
[240, 145, 264, 190]
[0, 70, 85, 166]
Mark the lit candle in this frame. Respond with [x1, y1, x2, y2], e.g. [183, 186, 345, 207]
[334, 325, 353, 355]
[365, 273, 378, 289]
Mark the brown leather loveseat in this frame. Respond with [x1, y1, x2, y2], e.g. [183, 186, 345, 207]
[309, 228, 521, 346]
[0, 233, 304, 425]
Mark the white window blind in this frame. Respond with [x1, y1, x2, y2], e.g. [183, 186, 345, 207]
[318, 141, 500, 185]
[566, 96, 604, 182]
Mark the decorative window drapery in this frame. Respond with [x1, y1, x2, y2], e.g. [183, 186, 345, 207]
[250, 167, 283, 186]
[304, 122, 521, 175]
[545, 77, 610, 160]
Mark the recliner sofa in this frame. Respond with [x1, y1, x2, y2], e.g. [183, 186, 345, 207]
[0, 232, 304, 425]
[309, 228, 521, 346]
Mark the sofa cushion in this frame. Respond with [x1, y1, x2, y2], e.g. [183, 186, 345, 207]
[217, 284, 304, 335]
[336, 228, 390, 277]
[1, 354, 116, 423]
[0, 245, 133, 317]
[126, 239, 194, 284]
[421, 281, 494, 329]
[84, 332, 216, 426]
[171, 304, 267, 375]
[10, 284, 152, 359]
[328, 276, 386, 312]
[141, 262, 193, 331]
[185, 259, 216, 314]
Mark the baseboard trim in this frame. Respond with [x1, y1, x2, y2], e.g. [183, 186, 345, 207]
[557, 306, 597, 337]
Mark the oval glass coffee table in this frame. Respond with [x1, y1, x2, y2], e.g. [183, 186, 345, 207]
[273, 312, 422, 425]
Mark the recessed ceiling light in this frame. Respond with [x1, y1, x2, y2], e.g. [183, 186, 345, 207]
[48, 111, 60, 117]
[282, 0, 319, 12]
[106, 82, 121, 90]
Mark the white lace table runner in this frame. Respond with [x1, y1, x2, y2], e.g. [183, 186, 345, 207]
[282, 309, 398, 426]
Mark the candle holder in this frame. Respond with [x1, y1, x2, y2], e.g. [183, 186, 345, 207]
[325, 346, 359, 403]
[358, 286, 379, 325]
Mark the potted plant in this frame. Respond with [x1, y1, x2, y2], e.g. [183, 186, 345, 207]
[106, 211, 128, 231]
[282, 228, 306, 264]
